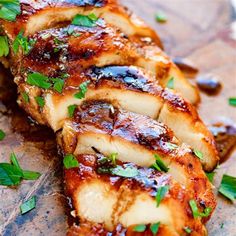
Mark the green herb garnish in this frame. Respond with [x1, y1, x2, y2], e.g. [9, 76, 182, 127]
[13, 30, 35, 55]
[72, 13, 98, 27]
[35, 96, 45, 108]
[20, 196, 36, 214]
[68, 104, 77, 118]
[155, 12, 167, 23]
[0, 153, 41, 186]
[74, 81, 90, 99]
[0, 0, 21, 21]
[219, 174, 236, 201]
[189, 199, 212, 219]
[150, 222, 160, 235]
[133, 224, 146, 232]
[53, 79, 64, 93]
[63, 154, 79, 169]
[194, 149, 203, 160]
[21, 92, 29, 103]
[183, 226, 192, 234]
[0, 36, 9, 57]
[0, 129, 6, 141]
[206, 172, 215, 183]
[155, 185, 169, 207]
[167, 77, 174, 89]
[27, 72, 51, 89]
[229, 97, 236, 107]
[152, 154, 169, 172]
[111, 165, 139, 178]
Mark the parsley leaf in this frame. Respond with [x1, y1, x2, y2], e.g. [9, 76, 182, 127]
[27, 72, 51, 89]
[219, 174, 236, 201]
[183, 226, 192, 234]
[0, 153, 41, 186]
[35, 96, 45, 108]
[206, 172, 215, 183]
[133, 224, 146, 232]
[189, 199, 212, 219]
[167, 77, 174, 89]
[0, 36, 9, 57]
[21, 92, 29, 103]
[13, 30, 35, 55]
[53, 79, 64, 93]
[74, 81, 90, 99]
[0, 0, 21, 21]
[63, 154, 79, 169]
[111, 165, 139, 178]
[155, 185, 169, 207]
[0, 129, 6, 141]
[155, 12, 167, 23]
[150, 222, 160, 235]
[229, 97, 236, 107]
[68, 104, 77, 118]
[72, 13, 98, 27]
[152, 154, 169, 172]
[20, 196, 36, 214]
[194, 149, 203, 160]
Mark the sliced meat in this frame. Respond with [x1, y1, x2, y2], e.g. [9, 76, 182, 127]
[59, 101, 216, 215]
[17, 65, 217, 171]
[0, 0, 162, 47]
[64, 154, 207, 235]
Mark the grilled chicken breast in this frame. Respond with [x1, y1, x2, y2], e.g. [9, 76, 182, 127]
[64, 154, 207, 235]
[16, 64, 217, 170]
[0, 0, 162, 47]
[11, 21, 199, 104]
[60, 101, 216, 214]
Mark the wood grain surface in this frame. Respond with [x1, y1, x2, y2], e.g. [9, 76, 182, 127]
[0, 0, 235, 235]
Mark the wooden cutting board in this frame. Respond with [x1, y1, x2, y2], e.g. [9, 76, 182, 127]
[0, 0, 235, 235]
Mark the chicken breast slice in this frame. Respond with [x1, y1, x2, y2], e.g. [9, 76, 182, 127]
[64, 154, 207, 235]
[13, 23, 198, 104]
[16, 64, 217, 171]
[59, 101, 216, 215]
[0, 0, 162, 47]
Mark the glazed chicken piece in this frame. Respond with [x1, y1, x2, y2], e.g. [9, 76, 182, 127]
[11, 22, 199, 104]
[59, 101, 216, 214]
[0, 0, 162, 47]
[64, 154, 207, 236]
[16, 63, 217, 170]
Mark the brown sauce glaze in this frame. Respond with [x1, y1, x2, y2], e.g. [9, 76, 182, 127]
[209, 122, 236, 163]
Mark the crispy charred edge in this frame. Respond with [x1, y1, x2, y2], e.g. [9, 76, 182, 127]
[0, 0, 162, 47]
[64, 154, 206, 235]
[61, 101, 216, 216]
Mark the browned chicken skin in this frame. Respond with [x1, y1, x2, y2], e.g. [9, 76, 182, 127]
[0, 0, 218, 235]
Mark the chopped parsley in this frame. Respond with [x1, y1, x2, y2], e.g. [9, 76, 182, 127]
[74, 81, 90, 99]
[53, 79, 64, 93]
[72, 13, 98, 27]
[218, 174, 236, 201]
[183, 226, 192, 234]
[21, 92, 29, 103]
[166, 77, 174, 89]
[150, 222, 160, 235]
[0, 0, 21, 21]
[63, 154, 79, 169]
[205, 172, 215, 183]
[0, 129, 6, 141]
[155, 12, 167, 23]
[193, 149, 203, 160]
[20, 196, 36, 214]
[35, 96, 45, 108]
[155, 185, 169, 207]
[0, 36, 9, 57]
[13, 30, 35, 55]
[229, 97, 236, 107]
[0, 153, 41, 186]
[133, 224, 146, 232]
[111, 165, 138, 178]
[68, 104, 77, 118]
[152, 154, 169, 172]
[189, 199, 212, 219]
